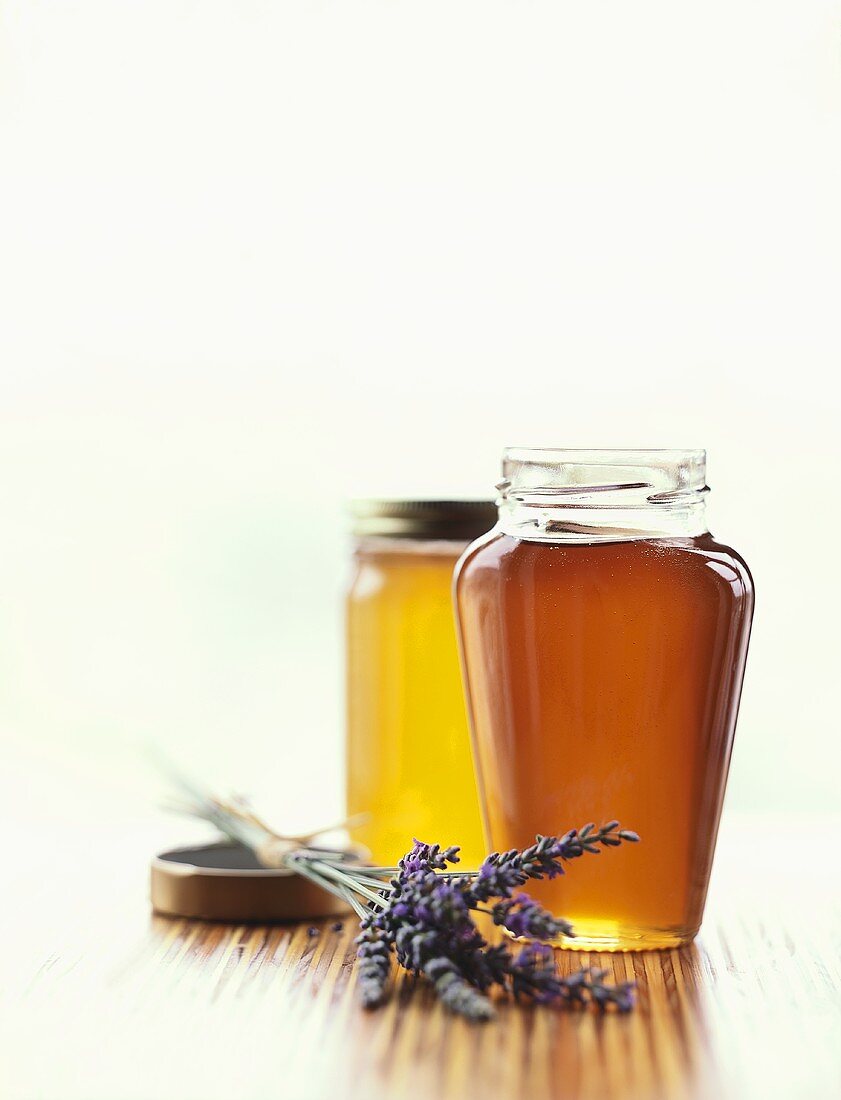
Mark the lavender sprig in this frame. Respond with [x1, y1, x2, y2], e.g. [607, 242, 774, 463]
[162, 784, 638, 1023]
[491, 893, 575, 942]
[506, 944, 635, 1012]
[424, 958, 495, 1020]
[350, 826, 639, 1021]
[473, 824, 639, 901]
[355, 923, 391, 1008]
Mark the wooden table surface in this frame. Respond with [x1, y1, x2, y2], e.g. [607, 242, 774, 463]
[3, 816, 840, 1100]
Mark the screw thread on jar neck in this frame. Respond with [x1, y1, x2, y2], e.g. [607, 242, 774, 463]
[497, 448, 709, 543]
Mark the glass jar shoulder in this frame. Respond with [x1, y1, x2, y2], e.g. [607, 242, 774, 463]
[455, 531, 753, 604]
[690, 535, 754, 601]
[452, 528, 509, 590]
[350, 538, 469, 603]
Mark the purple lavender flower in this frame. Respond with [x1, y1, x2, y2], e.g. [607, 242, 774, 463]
[506, 946, 635, 1012]
[468, 858, 529, 902]
[469, 824, 637, 905]
[491, 893, 575, 942]
[399, 840, 461, 874]
[350, 823, 638, 1020]
[556, 966, 636, 1013]
[355, 923, 391, 1008]
[508, 943, 563, 1003]
[424, 957, 495, 1020]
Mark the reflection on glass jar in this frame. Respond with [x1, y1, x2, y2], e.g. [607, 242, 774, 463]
[454, 450, 754, 950]
[347, 499, 496, 867]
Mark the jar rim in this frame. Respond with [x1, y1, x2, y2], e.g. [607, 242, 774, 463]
[503, 445, 705, 467]
[498, 448, 709, 542]
[501, 448, 707, 494]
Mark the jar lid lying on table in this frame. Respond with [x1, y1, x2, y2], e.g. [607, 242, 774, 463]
[151, 841, 352, 922]
[350, 499, 498, 540]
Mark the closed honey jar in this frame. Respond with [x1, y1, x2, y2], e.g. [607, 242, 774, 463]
[346, 500, 496, 867]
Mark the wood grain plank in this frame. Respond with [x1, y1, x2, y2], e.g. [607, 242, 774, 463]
[3, 822, 841, 1100]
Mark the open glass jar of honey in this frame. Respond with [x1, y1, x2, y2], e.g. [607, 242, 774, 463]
[346, 499, 496, 867]
[454, 449, 754, 950]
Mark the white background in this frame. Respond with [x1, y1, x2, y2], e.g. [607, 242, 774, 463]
[1, 1, 839, 833]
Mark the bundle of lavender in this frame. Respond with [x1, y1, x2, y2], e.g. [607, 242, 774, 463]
[165, 775, 638, 1021]
[354, 829, 638, 1020]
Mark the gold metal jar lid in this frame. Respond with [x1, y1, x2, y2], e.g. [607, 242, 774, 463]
[350, 499, 498, 540]
[151, 841, 352, 922]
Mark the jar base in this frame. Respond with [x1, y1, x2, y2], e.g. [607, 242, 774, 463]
[552, 918, 700, 952]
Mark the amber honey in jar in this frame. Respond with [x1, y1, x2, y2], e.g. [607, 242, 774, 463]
[346, 499, 497, 867]
[454, 449, 754, 950]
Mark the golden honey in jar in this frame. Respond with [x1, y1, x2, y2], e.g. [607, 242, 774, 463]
[346, 500, 497, 867]
[454, 449, 754, 950]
